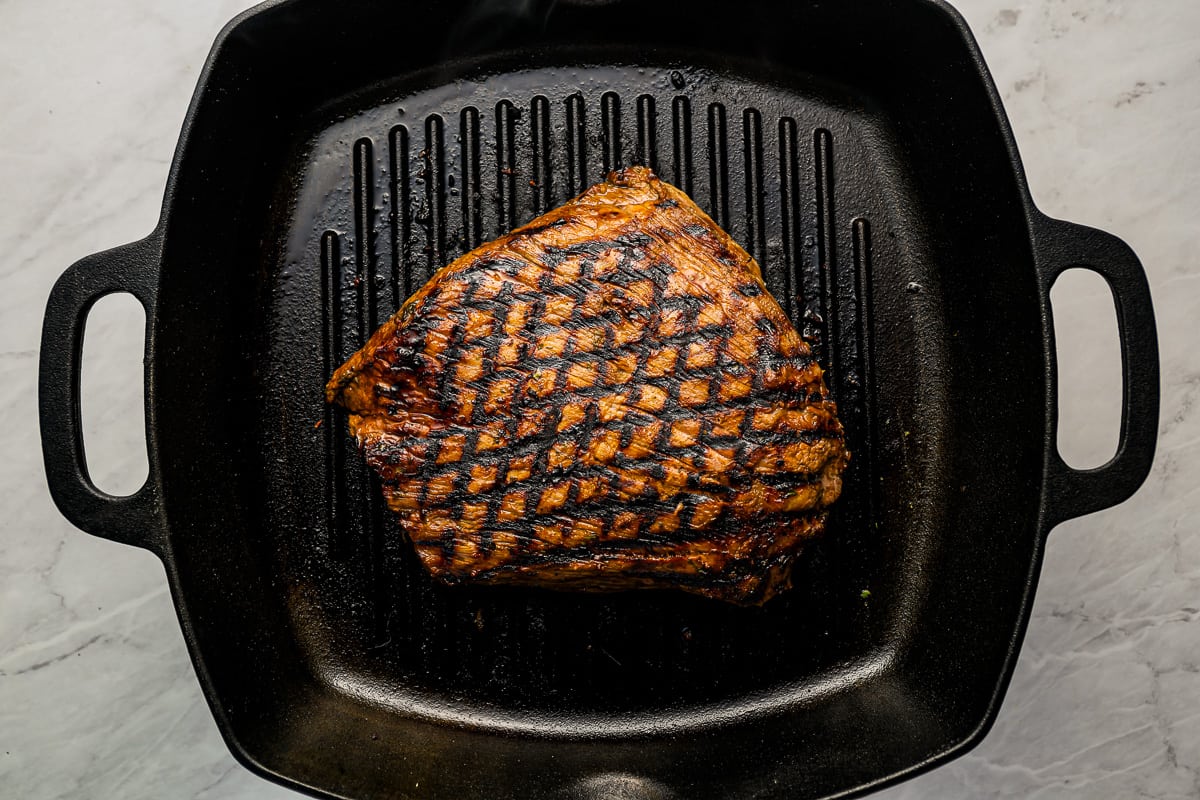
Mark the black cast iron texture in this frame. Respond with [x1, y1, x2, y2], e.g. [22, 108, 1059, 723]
[38, 1, 1159, 798]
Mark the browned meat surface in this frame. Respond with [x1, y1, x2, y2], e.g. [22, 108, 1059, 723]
[327, 166, 848, 605]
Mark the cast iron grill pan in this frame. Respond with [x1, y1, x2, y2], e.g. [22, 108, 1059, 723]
[38, 2, 1159, 798]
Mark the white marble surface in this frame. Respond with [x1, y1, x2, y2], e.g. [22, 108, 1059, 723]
[1, 1, 1197, 797]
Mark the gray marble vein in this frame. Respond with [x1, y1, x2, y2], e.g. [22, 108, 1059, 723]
[1, 1, 1197, 798]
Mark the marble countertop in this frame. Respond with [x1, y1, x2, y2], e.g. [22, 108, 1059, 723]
[2, 1, 1197, 797]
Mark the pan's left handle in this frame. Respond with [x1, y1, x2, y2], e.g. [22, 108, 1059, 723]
[39, 232, 165, 557]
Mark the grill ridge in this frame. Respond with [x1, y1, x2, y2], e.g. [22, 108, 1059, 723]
[496, 100, 519, 233]
[778, 117, 801, 323]
[742, 108, 766, 266]
[636, 95, 657, 174]
[388, 125, 412, 305]
[460, 108, 483, 250]
[565, 93, 587, 196]
[852, 217, 878, 525]
[530, 95, 553, 215]
[423, 115, 447, 285]
[671, 96, 692, 195]
[813, 127, 837, 390]
[352, 138, 377, 336]
[320, 231, 349, 558]
[601, 92, 622, 173]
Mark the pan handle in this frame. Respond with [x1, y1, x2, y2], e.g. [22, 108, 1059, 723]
[38, 232, 165, 557]
[1034, 216, 1159, 528]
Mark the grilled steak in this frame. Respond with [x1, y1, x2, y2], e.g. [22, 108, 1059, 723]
[327, 166, 848, 605]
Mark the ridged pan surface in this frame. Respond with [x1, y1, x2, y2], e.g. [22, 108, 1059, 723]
[264, 64, 907, 726]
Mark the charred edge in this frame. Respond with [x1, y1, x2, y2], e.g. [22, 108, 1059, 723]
[424, 115, 446, 283]
[388, 125, 411, 307]
[778, 117, 801, 324]
[353, 138, 375, 337]
[707, 103, 729, 228]
[743, 109, 765, 266]
[530, 95, 552, 215]
[853, 217, 877, 524]
[566, 93, 587, 196]
[814, 127, 838, 396]
[321, 231, 347, 559]
[460, 108, 482, 250]
[636, 94, 657, 173]
[601, 92, 621, 173]
[672, 96, 692, 194]
[496, 100, 518, 234]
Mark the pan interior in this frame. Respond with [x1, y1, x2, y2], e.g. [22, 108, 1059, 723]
[251, 58, 951, 726]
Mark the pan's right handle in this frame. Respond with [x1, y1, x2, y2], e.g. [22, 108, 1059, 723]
[1034, 216, 1159, 528]
[39, 233, 165, 557]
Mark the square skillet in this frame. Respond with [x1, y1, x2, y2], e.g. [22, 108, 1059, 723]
[39, 0, 1159, 798]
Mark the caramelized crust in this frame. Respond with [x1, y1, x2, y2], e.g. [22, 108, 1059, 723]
[327, 166, 848, 605]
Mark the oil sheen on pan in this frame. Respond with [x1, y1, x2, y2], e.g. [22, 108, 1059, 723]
[326, 166, 848, 605]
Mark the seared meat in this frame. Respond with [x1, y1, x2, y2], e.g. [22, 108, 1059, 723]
[327, 166, 847, 605]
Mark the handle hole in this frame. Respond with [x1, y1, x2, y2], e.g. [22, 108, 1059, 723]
[1050, 268, 1122, 469]
[81, 292, 148, 496]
